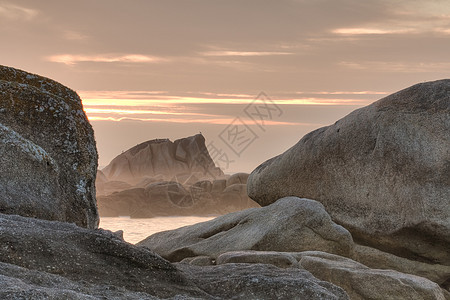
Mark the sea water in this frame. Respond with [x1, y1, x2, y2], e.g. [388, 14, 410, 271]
[99, 216, 216, 244]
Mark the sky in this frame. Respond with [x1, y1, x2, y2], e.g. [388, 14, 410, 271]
[1, 0, 450, 173]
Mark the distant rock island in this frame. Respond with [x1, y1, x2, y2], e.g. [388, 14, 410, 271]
[102, 134, 223, 184]
[0, 65, 448, 299]
[97, 134, 259, 217]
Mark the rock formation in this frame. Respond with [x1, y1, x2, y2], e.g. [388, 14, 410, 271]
[137, 197, 354, 261]
[101, 134, 223, 184]
[247, 79, 450, 265]
[97, 178, 260, 218]
[0, 65, 98, 228]
[3, 67, 447, 299]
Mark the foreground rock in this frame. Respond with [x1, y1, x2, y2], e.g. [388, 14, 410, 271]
[177, 263, 349, 300]
[248, 80, 450, 265]
[0, 213, 206, 299]
[297, 251, 446, 300]
[0, 213, 350, 299]
[0, 65, 98, 228]
[190, 250, 446, 300]
[101, 134, 223, 184]
[138, 197, 353, 261]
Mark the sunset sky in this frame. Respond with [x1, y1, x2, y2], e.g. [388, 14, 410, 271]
[1, 0, 450, 173]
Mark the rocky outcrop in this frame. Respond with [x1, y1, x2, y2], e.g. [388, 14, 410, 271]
[101, 134, 223, 184]
[138, 197, 354, 261]
[297, 252, 446, 300]
[0, 213, 352, 299]
[97, 136, 259, 217]
[188, 250, 446, 300]
[0, 213, 208, 299]
[352, 244, 450, 288]
[248, 80, 450, 265]
[98, 174, 259, 217]
[0, 65, 98, 228]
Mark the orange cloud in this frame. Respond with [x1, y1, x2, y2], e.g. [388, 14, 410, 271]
[201, 51, 293, 56]
[47, 54, 168, 65]
[332, 27, 412, 35]
[88, 115, 317, 126]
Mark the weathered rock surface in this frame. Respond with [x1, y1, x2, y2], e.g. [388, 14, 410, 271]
[101, 134, 223, 184]
[352, 244, 450, 289]
[0, 213, 353, 299]
[138, 197, 353, 261]
[0, 65, 98, 228]
[0, 213, 209, 299]
[177, 263, 349, 300]
[217, 250, 299, 268]
[298, 251, 446, 300]
[248, 80, 450, 264]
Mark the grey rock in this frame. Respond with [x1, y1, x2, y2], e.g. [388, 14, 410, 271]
[298, 251, 446, 300]
[211, 179, 227, 195]
[0, 213, 208, 299]
[180, 256, 215, 266]
[226, 172, 249, 186]
[137, 197, 353, 261]
[351, 244, 450, 290]
[220, 183, 260, 212]
[248, 80, 450, 264]
[217, 250, 299, 268]
[177, 263, 349, 300]
[0, 65, 98, 228]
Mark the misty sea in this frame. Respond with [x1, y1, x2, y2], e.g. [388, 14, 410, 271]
[99, 216, 216, 244]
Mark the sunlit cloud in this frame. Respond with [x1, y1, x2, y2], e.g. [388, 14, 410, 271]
[201, 51, 293, 56]
[84, 107, 218, 117]
[332, 27, 412, 35]
[296, 91, 387, 95]
[87, 115, 317, 126]
[0, 3, 38, 21]
[79, 90, 368, 126]
[81, 95, 369, 107]
[47, 54, 168, 65]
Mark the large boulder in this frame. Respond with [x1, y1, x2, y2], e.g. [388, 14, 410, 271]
[138, 197, 353, 261]
[248, 80, 450, 264]
[0, 213, 350, 299]
[101, 134, 223, 184]
[0, 213, 208, 299]
[0, 65, 98, 228]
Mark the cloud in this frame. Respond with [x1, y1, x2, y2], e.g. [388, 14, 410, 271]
[201, 51, 293, 57]
[339, 61, 450, 72]
[80, 90, 368, 126]
[0, 2, 38, 21]
[47, 54, 169, 65]
[332, 27, 412, 35]
[87, 115, 315, 126]
[296, 91, 387, 95]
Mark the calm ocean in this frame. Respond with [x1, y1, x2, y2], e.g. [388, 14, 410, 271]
[99, 216, 216, 244]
